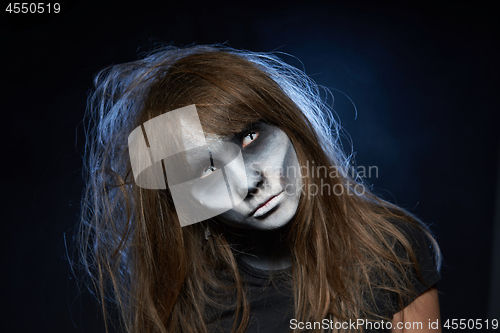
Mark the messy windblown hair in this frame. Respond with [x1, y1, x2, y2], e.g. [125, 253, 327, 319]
[76, 45, 441, 333]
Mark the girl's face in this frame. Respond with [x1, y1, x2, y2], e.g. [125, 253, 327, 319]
[181, 121, 303, 230]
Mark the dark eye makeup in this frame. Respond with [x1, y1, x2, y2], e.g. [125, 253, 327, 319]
[242, 131, 259, 149]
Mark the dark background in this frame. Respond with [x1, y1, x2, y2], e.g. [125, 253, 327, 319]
[3, 1, 499, 332]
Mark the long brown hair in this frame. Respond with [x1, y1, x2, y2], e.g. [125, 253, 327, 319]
[77, 45, 441, 332]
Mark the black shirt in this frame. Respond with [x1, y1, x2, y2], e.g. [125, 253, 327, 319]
[207, 223, 441, 333]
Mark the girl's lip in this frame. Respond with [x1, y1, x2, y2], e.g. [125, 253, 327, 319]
[252, 191, 284, 218]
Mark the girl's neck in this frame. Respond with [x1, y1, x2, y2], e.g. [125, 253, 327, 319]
[225, 225, 292, 271]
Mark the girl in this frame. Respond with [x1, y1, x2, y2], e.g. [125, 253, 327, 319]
[77, 45, 441, 332]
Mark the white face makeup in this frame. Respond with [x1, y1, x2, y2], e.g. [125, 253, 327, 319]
[182, 122, 303, 230]
[128, 104, 302, 229]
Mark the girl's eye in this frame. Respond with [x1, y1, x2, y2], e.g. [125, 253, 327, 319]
[242, 131, 259, 148]
[201, 165, 217, 178]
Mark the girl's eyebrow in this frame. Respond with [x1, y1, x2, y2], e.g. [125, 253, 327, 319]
[239, 121, 261, 135]
[202, 121, 263, 146]
[240, 124, 253, 134]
